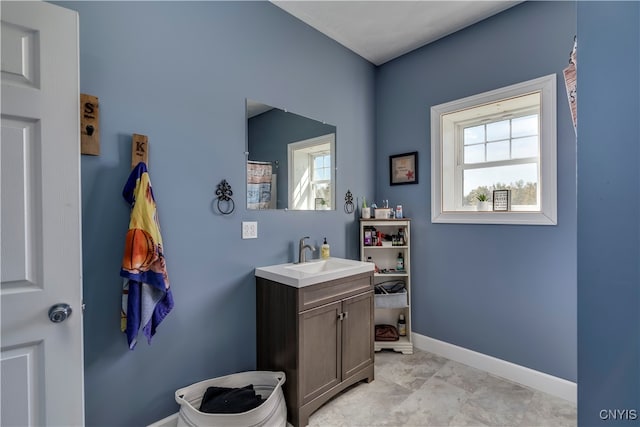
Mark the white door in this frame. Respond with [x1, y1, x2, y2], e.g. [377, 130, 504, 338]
[1, 2, 84, 426]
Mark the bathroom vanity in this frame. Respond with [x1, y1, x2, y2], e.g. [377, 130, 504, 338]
[255, 259, 375, 427]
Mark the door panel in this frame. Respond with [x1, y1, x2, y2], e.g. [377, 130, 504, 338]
[1, 20, 39, 88]
[1, 343, 45, 426]
[342, 291, 374, 379]
[299, 301, 341, 404]
[1, 2, 84, 425]
[1, 118, 42, 292]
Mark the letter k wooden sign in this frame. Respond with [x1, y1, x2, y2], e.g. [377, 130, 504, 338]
[131, 133, 149, 169]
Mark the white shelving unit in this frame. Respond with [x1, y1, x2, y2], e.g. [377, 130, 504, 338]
[360, 218, 413, 354]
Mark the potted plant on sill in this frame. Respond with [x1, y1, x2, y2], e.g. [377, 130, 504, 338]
[476, 193, 492, 211]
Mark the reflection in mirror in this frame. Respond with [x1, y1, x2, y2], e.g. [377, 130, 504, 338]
[246, 100, 336, 210]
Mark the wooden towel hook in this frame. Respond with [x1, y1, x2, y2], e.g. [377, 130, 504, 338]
[131, 133, 148, 169]
[81, 94, 100, 156]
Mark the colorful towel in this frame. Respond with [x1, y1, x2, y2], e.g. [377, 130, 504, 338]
[120, 162, 174, 349]
[247, 161, 272, 210]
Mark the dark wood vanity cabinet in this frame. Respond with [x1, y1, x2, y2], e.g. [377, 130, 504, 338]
[256, 271, 375, 427]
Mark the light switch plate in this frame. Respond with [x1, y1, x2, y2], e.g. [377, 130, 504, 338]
[242, 221, 258, 239]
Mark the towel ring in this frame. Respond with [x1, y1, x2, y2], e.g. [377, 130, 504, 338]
[344, 189, 354, 214]
[215, 179, 235, 215]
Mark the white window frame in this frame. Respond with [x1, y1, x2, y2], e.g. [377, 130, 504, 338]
[431, 74, 557, 225]
[288, 134, 335, 210]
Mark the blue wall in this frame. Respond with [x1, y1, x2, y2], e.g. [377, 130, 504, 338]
[375, 1, 577, 381]
[577, 2, 640, 425]
[55, 1, 375, 425]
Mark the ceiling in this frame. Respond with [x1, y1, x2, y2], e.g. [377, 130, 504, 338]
[272, 1, 522, 66]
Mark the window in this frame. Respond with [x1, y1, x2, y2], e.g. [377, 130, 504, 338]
[459, 98, 540, 210]
[288, 134, 335, 210]
[311, 153, 332, 209]
[431, 74, 557, 225]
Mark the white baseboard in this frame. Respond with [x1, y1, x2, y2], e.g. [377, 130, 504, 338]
[412, 332, 577, 404]
[147, 413, 178, 427]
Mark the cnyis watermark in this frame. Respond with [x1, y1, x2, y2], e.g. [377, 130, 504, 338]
[599, 409, 638, 421]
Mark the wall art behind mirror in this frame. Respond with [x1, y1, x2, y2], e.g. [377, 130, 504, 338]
[246, 99, 336, 210]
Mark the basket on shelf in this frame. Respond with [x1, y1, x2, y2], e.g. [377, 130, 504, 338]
[374, 282, 408, 309]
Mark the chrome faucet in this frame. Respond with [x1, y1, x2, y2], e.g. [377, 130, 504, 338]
[298, 236, 316, 263]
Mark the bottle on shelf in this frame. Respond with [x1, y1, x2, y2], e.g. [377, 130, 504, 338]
[397, 313, 407, 336]
[364, 226, 374, 246]
[396, 252, 404, 271]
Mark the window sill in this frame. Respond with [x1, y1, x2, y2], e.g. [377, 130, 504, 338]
[431, 210, 557, 225]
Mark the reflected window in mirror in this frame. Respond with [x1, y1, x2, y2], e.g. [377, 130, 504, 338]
[289, 134, 335, 210]
[246, 99, 336, 210]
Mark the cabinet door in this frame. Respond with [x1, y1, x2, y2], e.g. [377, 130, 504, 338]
[299, 301, 342, 404]
[342, 291, 374, 379]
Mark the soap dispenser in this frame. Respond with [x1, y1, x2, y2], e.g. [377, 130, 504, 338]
[321, 237, 330, 259]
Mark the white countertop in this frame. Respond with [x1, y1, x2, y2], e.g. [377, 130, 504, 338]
[255, 257, 374, 288]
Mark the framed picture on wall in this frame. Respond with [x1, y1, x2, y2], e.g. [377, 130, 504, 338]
[390, 151, 418, 185]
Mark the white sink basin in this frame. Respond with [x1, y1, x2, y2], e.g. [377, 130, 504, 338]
[285, 258, 359, 274]
[255, 257, 374, 288]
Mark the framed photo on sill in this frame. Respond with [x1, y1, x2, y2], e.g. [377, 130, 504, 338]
[390, 151, 418, 185]
[493, 189, 511, 211]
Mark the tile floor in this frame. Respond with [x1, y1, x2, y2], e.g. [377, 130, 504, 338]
[308, 349, 576, 427]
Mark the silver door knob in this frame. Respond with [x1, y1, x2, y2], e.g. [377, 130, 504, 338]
[48, 303, 72, 323]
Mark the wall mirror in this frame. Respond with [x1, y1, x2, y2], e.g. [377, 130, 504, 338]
[246, 99, 336, 210]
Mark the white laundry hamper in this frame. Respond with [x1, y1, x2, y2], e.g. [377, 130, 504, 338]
[175, 370, 287, 427]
